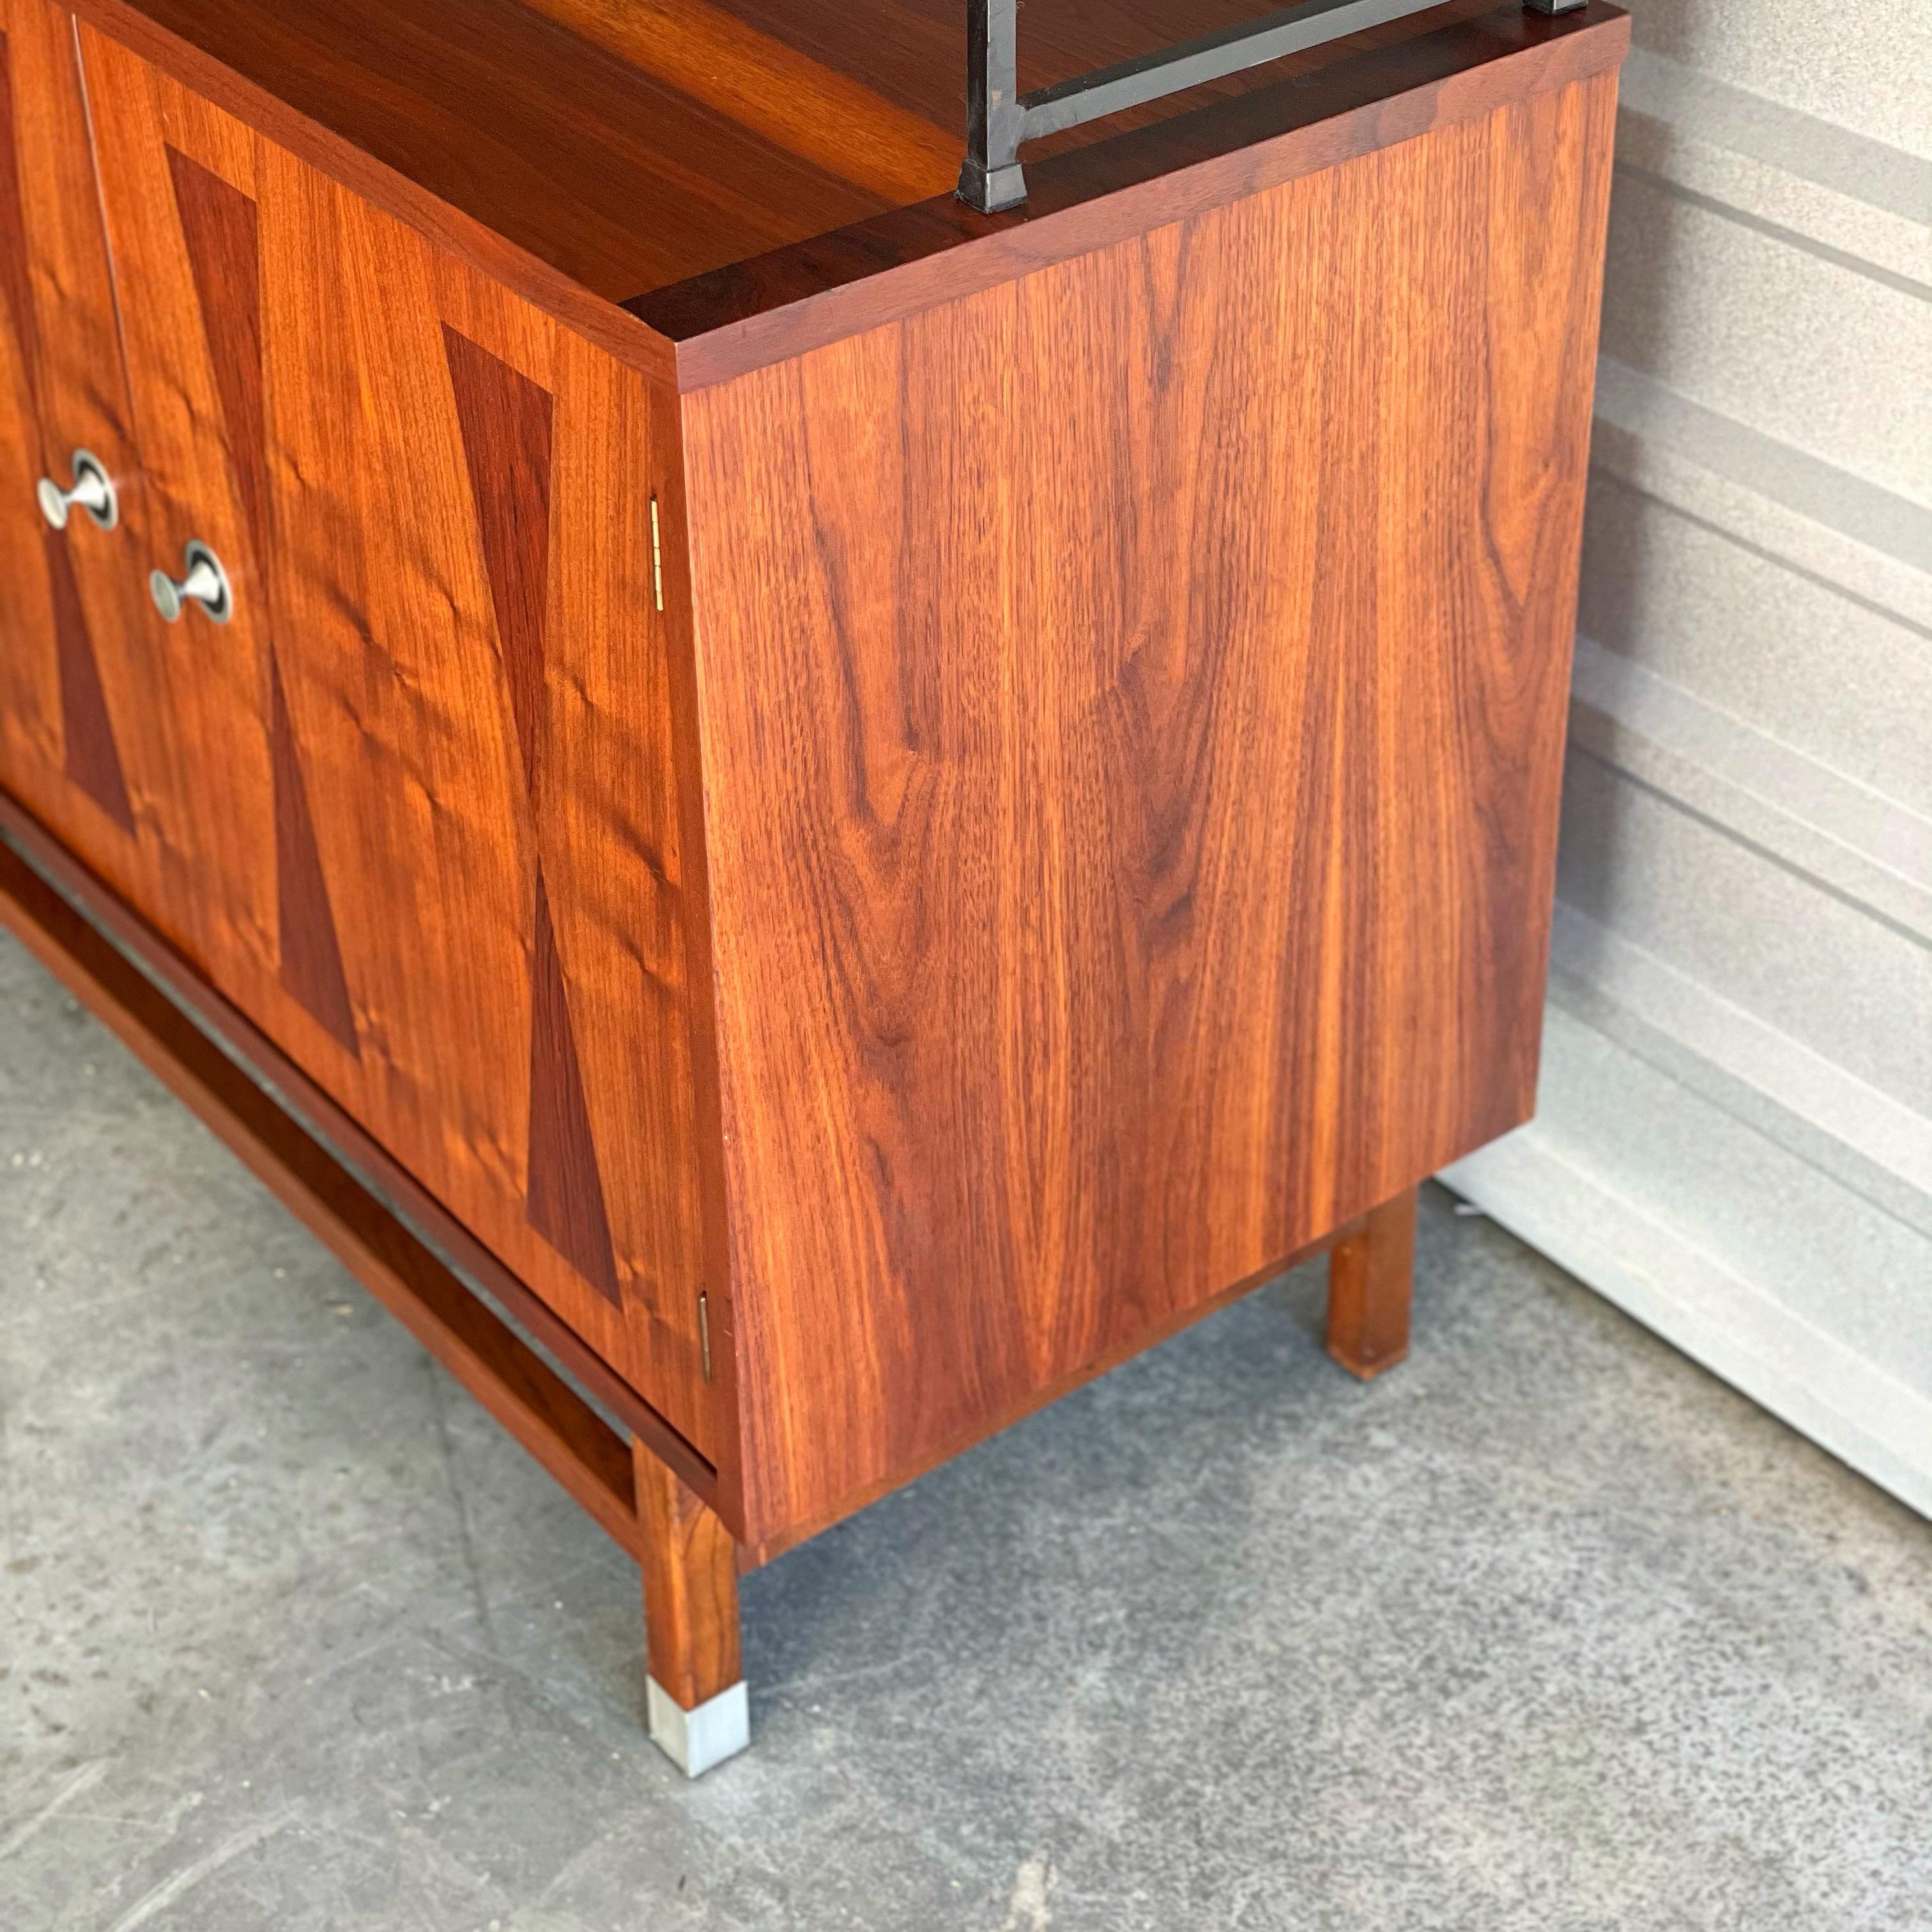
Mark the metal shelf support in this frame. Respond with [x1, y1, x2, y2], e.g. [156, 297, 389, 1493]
[960, 0, 1587, 213]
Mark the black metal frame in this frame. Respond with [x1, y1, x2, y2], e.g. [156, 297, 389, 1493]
[959, 0, 1587, 213]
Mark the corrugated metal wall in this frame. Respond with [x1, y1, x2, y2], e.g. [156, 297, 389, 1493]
[1444, 1, 1932, 1514]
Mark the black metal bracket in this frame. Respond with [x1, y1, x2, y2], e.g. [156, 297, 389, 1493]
[959, 0, 1588, 213]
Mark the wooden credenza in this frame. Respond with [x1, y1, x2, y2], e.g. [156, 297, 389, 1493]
[0, 0, 1626, 1771]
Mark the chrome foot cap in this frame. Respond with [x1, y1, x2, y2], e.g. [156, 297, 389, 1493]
[647, 1677, 749, 1777]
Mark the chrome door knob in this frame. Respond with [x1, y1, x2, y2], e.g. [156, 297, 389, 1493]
[36, 450, 118, 532]
[150, 540, 233, 624]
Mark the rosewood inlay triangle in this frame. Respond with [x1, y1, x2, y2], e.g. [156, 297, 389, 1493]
[46, 530, 134, 829]
[440, 323, 554, 807]
[528, 870, 622, 1307]
[165, 146, 270, 556]
[268, 654, 356, 1052]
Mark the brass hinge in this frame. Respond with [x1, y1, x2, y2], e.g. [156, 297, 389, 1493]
[649, 495, 665, 613]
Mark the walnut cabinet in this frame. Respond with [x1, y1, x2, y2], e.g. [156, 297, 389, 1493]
[0, 0, 1627, 1772]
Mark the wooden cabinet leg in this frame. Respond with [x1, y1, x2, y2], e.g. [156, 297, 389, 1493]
[1324, 1186, 1416, 1381]
[632, 1441, 747, 1776]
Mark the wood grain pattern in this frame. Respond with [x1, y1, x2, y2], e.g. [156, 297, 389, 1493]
[68, 0, 901, 305]
[737, 1218, 1354, 1569]
[519, 0, 958, 208]
[79, 27, 725, 1463]
[1325, 1188, 1418, 1379]
[682, 67, 1619, 1545]
[634, 1444, 741, 1709]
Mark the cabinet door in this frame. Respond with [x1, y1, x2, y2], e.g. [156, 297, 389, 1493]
[0, 0, 276, 983]
[0, 2, 141, 885]
[0, 0, 119, 836]
[78, 28, 719, 1456]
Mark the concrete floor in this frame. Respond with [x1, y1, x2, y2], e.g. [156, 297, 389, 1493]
[2, 930, 1930, 1932]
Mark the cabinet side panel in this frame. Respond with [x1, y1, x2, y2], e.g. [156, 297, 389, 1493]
[685, 72, 1618, 1544]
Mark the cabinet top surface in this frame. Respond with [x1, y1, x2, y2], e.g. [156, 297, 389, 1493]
[74, 0, 1626, 351]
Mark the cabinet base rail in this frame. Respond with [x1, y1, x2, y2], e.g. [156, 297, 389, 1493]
[0, 789, 1416, 1775]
